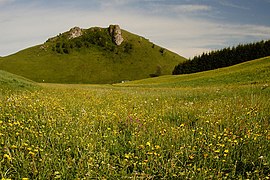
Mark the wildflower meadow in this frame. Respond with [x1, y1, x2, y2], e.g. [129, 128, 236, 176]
[0, 83, 269, 179]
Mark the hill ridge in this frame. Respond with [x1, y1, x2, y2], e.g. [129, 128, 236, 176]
[0, 25, 186, 84]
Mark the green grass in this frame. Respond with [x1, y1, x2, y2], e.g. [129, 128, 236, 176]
[117, 56, 270, 87]
[1, 83, 269, 179]
[0, 56, 269, 179]
[0, 27, 185, 84]
[0, 70, 39, 94]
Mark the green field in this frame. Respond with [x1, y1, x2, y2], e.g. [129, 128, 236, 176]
[0, 58, 269, 179]
[118, 56, 270, 88]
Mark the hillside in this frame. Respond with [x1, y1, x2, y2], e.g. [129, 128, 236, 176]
[0, 70, 38, 93]
[0, 25, 186, 84]
[117, 56, 270, 87]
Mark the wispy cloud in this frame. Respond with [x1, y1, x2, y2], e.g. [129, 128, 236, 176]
[0, 0, 270, 58]
[172, 4, 212, 13]
[219, 0, 249, 10]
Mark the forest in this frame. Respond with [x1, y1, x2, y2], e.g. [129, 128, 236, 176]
[173, 40, 270, 75]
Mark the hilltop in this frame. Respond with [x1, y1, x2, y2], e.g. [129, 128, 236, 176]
[0, 25, 186, 84]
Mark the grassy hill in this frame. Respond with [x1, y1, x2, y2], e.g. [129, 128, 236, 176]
[117, 56, 270, 87]
[0, 70, 38, 93]
[0, 26, 186, 84]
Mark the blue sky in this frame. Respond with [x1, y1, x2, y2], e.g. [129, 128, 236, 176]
[1, 0, 270, 58]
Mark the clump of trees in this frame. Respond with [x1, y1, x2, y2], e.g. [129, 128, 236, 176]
[173, 40, 270, 75]
[51, 28, 133, 55]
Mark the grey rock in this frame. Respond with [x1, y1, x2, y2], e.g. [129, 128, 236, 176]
[109, 25, 124, 45]
[69, 27, 83, 39]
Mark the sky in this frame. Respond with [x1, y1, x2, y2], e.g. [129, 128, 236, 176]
[1, 0, 270, 58]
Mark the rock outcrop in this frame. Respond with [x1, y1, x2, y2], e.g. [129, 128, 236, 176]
[69, 27, 83, 39]
[109, 25, 124, 45]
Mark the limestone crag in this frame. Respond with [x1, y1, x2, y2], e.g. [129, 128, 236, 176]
[69, 27, 83, 39]
[109, 25, 124, 45]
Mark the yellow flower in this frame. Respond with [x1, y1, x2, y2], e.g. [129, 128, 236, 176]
[224, 149, 229, 153]
[146, 142, 151, 146]
[189, 155, 195, 160]
[3, 154, 11, 161]
[124, 154, 131, 159]
[203, 153, 208, 158]
[29, 151, 35, 157]
[138, 145, 145, 149]
[22, 178, 29, 180]
[11, 145, 17, 149]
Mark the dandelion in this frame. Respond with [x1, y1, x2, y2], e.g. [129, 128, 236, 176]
[29, 151, 35, 157]
[139, 145, 145, 149]
[218, 143, 225, 147]
[189, 155, 195, 160]
[146, 142, 151, 146]
[203, 153, 208, 158]
[11, 145, 17, 149]
[3, 154, 11, 161]
[22, 143, 28, 147]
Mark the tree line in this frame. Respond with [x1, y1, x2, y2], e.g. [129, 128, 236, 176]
[173, 40, 270, 75]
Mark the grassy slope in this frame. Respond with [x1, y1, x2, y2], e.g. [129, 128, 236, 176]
[0, 70, 38, 93]
[1, 56, 270, 179]
[0, 28, 186, 84]
[117, 56, 270, 87]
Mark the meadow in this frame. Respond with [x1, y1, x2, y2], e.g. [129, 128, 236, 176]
[0, 57, 270, 179]
[0, 82, 269, 179]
